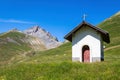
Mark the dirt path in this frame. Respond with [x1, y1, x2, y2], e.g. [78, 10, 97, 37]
[104, 45, 120, 51]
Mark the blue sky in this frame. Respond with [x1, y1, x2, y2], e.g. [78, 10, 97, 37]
[0, 0, 120, 41]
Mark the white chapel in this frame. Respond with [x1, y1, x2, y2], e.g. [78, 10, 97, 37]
[64, 21, 110, 62]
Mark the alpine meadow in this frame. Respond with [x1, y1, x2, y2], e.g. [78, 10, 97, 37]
[0, 12, 120, 80]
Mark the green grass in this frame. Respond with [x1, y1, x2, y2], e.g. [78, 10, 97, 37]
[104, 47, 120, 62]
[0, 60, 120, 80]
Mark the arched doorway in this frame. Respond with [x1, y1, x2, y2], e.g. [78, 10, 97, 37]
[82, 45, 90, 62]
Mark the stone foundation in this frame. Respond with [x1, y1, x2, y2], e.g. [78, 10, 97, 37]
[92, 57, 101, 62]
[72, 57, 80, 61]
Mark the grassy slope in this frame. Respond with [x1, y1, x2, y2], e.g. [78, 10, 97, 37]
[98, 12, 120, 47]
[0, 31, 31, 65]
[24, 42, 72, 64]
[0, 12, 120, 80]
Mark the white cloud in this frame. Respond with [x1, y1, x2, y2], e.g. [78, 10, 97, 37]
[0, 19, 36, 24]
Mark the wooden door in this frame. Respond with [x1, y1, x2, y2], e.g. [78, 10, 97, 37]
[83, 50, 90, 62]
[82, 45, 90, 62]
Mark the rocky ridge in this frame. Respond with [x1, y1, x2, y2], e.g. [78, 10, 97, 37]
[23, 26, 61, 49]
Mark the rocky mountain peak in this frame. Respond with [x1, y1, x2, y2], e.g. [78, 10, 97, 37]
[23, 25, 61, 49]
[32, 26, 39, 32]
[25, 25, 40, 33]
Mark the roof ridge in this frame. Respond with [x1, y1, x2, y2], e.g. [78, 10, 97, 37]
[64, 21, 110, 43]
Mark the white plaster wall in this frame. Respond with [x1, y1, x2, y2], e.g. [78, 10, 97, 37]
[72, 26, 102, 62]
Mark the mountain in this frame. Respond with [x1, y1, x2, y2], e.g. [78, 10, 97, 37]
[0, 26, 61, 65]
[0, 30, 47, 65]
[23, 26, 61, 49]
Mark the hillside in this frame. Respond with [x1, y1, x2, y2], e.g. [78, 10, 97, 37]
[98, 11, 120, 48]
[0, 12, 120, 79]
[0, 30, 47, 65]
[0, 26, 62, 65]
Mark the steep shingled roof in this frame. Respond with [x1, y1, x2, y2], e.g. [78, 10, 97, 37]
[64, 21, 110, 43]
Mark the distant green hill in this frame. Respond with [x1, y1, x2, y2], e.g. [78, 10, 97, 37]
[0, 12, 120, 80]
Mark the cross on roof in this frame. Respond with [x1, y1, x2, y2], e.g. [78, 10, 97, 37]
[83, 14, 87, 21]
